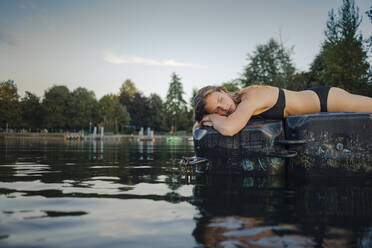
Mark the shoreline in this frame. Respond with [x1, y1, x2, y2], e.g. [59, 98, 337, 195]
[0, 133, 192, 140]
[1, 133, 65, 139]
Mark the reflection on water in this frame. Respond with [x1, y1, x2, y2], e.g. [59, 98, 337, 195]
[0, 138, 372, 247]
[203, 216, 315, 247]
[192, 174, 372, 247]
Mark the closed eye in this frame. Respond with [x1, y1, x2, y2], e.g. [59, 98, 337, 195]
[215, 95, 221, 113]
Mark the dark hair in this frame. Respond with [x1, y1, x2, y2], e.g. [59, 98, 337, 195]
[193, 86, 224, 122]
[193, 85, 263, 122]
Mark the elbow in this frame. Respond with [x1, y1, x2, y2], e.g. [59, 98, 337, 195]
[222, 132, 235, 137]
[219, 127, 238, 136]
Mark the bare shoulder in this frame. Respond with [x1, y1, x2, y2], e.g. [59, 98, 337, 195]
[240, 86, 278, 109]
[240, 85, 277, 98]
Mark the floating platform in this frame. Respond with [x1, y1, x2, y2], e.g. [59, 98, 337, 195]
[193, 112, 372, 176]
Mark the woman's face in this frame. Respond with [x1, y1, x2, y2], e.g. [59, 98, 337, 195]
[204, 90, 236, 116]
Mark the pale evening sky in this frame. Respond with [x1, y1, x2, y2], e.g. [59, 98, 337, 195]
[0, 0, 371, 101]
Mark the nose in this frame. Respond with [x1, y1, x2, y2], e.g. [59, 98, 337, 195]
[217, 104, 228, 114]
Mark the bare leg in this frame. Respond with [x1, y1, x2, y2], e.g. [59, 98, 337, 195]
[328, 87, 372, 113]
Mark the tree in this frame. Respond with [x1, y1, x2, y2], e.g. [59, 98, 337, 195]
[367, 5, 372, 86]
[241, 38, 297, 89]
[290, 72, 311, 91]
[97, 94, 130, 133]
[20, 91, 43, 130]
[366, 6, 372, 23]
[165, 73, 187, 134]
[0, 80, 20, 131]
[177, 108, 193, 132]
[147, 93, 166, 131]
[309, 49, 327, 86]
[67, 87, 98, 131]
[119, 90, 150, 130]
[190, 88, 198, 110]
[133, 92, 151, 128]
[42, 85, 71, 130]
[119, 79, 137, 101]
[310, 0, 371, 94]
[221, 79, 241, 92]
[118, 80, 149, 130]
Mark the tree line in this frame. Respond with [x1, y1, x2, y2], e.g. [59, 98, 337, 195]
[1, 0, 371, 133]
[0, 72, 193, 134]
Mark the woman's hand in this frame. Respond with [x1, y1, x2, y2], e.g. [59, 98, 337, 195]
[201, 114, 220, 127]
[192, 120, 211, 135]
[193, 114, 222, 134]
[192, 122, 201, 133]
[201, 120, 213, 126]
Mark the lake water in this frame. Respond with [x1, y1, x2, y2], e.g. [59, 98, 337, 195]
[0, 138, 371, 247]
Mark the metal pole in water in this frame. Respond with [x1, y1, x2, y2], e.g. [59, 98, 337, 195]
[93, 126, 97, 138]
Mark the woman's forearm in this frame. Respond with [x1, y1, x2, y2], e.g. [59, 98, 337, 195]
[210, 115, 239, 136]
[203, 101, 256, 136]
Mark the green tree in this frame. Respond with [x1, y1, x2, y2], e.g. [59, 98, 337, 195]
[221, 79, 241, 92]
[20, 91, 43, 130]
[189, 88, 199, 126]
[290, 72, 311, 91]
[177, 108, 193, 132]
[190, 88, 198, 110]
[132, 92, 150, 128]
[310, 0, 371, 94]
[309, 49, 327, 86]
[241, 38, 297, 89]
[97, 94, 130, 133]
[147, 93, 166, 131]
[118, 80, 150, 131]
[67, 87, 98, 131]
[165, 73, 187, 134]
[42, 85, 71, 130]
[0, 80, 20, 131]
[367, 5, 372, 85]
[367, 6, 372, 22]
[119, 90, 150, 130]
[119, 79, 137, 101]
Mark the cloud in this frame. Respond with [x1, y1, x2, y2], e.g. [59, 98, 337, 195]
[19, 2, 36, 10]
[103, 52, 203, 68]
[37, 14, 55, 32]
[0, 31, 17, 46]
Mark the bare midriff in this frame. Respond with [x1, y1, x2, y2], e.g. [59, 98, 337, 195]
[283, 89, 321, 117]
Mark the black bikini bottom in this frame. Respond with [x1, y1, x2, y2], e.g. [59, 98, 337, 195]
[308, 86, 331, 112]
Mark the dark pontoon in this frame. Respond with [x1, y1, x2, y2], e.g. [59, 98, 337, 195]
[193, 112, 372, 176]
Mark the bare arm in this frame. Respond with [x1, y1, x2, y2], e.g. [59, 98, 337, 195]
[198, 86, 276, 136]
[202, 97, 259, 136]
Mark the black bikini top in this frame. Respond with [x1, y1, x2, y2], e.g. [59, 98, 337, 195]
[255, 88, 286, 119]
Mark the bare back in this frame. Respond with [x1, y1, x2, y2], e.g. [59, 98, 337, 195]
[284, 89, 323, 117]
[240, 86, 324, 118]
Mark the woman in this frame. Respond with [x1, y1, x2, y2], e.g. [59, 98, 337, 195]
[193, 85, 372, 136]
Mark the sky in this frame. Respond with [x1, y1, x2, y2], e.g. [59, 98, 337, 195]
[0, 0, 371, 102]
